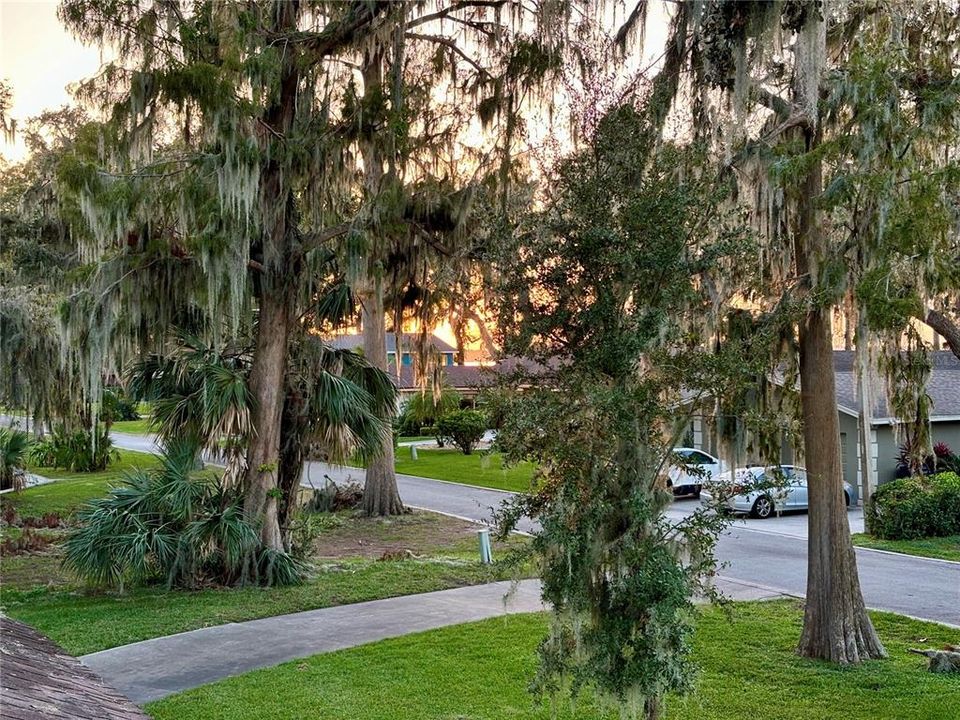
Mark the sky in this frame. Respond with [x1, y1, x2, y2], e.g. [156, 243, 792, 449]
[1, 1, 671, 166]
[1, 0, 106, 163]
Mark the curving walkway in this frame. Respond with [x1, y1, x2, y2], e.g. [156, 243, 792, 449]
[81, 576, 788, 705]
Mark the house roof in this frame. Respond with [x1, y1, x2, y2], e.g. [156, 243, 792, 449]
[833, 350, 960, 422]
[0, 616, 150, 719]
[396, 364, 491, 390]
[327, 333, 457, 354]
[394, 356, 556, 391]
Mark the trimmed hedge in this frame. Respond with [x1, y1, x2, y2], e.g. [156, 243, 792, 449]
[867, 472, 960, 540]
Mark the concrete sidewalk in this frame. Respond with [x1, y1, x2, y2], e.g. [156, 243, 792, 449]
[81, 577, 788, 705]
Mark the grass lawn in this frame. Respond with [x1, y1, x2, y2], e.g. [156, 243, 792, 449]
[9, 449, 161, 519]
[146, 600, 959, 720]
[110, 416, 156, 434]
[392, 447, 536, 493]
[852, 533, 960, 563]
[2, 501, 528, 655]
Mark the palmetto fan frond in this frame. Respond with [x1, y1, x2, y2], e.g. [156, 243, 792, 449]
[127, 333, 253, 484]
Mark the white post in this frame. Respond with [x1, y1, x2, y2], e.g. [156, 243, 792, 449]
[477, 528, 492, 564]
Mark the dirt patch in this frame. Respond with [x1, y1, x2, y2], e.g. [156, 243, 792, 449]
[311, 510, 501, 560]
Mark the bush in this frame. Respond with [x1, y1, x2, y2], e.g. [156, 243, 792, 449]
[0, 428, 31, 491]
[103, 387, 141, 423]
[436, 410, 488, 455]
[419, 424, 445, 447]
[398, 387, 463, 437]
[28, 425, 116, 472]
[302, 479, 363, 513]
[63, 442, 302, 589]
[868, 472, 960, 540]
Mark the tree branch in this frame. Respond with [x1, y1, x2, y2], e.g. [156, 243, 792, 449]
[406, 1, 509, 30]
[922, 306, 960, 360]
[282, 2, 395, 61]
[300, 222, 353, 254]
[405, 32, 492, 79]
[751, 85, 792, 121]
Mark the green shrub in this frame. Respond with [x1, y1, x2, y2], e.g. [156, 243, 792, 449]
[931, 472, 960, 535]
[30, 425, 116, 472]
[397, 387, 462, 437]
[63, 442, 302, 589]
[868, 472, 960, 540]
[102, 387, 141, 422]
[436, 410, 487, 455]
[0, 428, 31, 491]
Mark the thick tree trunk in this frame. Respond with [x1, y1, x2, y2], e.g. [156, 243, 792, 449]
[242, 0, 298, 553]
[243, 293, 289, 551]
[796, 306, 886, 662]
[358, 49, 404, 517]
[794, 122, 885, 662]
[361, 283, 404, 516]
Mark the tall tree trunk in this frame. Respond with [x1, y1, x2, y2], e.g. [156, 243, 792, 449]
[796, 305, 885, 662]
[242, 0, 299, 552]
[794, 128, 885, 663]
[362, 282, 404, 516]
[244, 293, 289, 551]
[359, 48, 404, 516]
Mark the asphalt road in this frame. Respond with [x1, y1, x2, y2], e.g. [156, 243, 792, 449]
[9, 422, 959, 627]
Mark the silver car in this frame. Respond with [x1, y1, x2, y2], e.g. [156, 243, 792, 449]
[702, 465, 857, 519]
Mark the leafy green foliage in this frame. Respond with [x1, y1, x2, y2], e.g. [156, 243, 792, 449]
[28, 424, 116, 473]
[63, 442, 302, 589]
[398, 386, 462, 436]
[867, 473, 960, 540]
[436, 410, 487, 455]
[0, 428, 30, 490]
[101, 387, 140, 423]
[493, 100, 763, 715]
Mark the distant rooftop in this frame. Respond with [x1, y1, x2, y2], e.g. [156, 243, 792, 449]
[832, 350, 960, 421]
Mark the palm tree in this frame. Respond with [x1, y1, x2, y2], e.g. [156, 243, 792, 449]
[127, 328, 397, 548]
[0, 428, 30, 491]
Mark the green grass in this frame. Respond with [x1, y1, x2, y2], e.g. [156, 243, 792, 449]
[852, 533, 960, 562]
[392, 447, 535, 493]
[2, 557, 520, 656]
[110, 417, 156, 434]
[6, 450, 160, 519]
[146, 600, 959, 720]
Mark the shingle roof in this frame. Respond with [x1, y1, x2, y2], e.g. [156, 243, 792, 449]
[395, 364, 492, 390]
[833, 351, 960, 421]
[394, 357, 554, 391]
[0, 616, 150, 719]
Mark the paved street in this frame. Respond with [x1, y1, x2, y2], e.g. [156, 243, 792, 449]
[7, 420, 959, 627]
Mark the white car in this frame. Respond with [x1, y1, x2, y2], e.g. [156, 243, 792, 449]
[702, 465, 856, 518]
[668, 448, 724, 499]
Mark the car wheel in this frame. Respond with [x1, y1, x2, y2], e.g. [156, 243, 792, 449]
[751, 495, 774, 519]
[844, 491, 850, 508]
